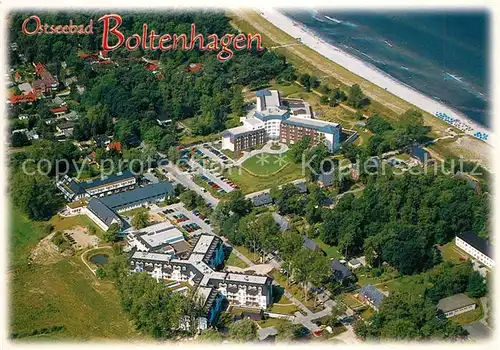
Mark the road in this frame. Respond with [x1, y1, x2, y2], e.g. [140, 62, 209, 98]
[161, 163, 220, 207]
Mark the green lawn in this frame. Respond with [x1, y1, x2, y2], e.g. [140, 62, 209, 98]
[241, 152, 291, 176]
[226, 252, 248, 268]
[233, 245, 261, 264]
[439, 241, 468, 263]
[451, 302, 483, 325]
[258, 317, 289, 328]
[271, 270, 324, 313]
[10, 207, 144, 341]
[312, 238, 342, 259]
[224, 161, 303, 194]
[267, 304, 299, 315]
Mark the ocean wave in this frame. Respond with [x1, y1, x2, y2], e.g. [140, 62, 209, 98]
[400, 66, 410, 71]
[324, 15, 358, 28]
[313, 15, 325, 23]
[443, 72, 487, 101]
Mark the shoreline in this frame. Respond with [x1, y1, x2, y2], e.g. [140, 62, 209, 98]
[257, 8, 493, 147]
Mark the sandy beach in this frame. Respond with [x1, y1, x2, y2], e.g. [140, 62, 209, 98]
[258, 8, 494, 147]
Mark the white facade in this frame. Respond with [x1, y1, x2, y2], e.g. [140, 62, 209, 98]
[455, 236, 494, 268]
[443, 304, 476, 318]
[222, 134, 235, 151]
[83, 207, 120, 231]
[86, 178, 136, 197]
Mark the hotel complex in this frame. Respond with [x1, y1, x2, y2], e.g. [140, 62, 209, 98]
[455, 231, 494, 268]
[129, 233, 274, 329]
[222, 89, 342, 152]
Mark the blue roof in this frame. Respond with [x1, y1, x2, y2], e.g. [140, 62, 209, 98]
[255, 90, 272, 97]
[303, 237, 319, 250]
[254, 111, 289, 122]
[78, 170, 136, 190]
[87, 198, 122, 227]
[359, 284, 386, 307]
[101, 182, 174, 211]
[331, 260, 352, 281]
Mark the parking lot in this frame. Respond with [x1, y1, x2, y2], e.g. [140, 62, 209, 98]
[159, 203, 215, 236]
[200, 143, 233, 165]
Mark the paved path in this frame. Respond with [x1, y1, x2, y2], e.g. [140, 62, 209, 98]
[162, 163, 220, 207]
[80, 246, 112, 275]
[234, 141, 289, 166]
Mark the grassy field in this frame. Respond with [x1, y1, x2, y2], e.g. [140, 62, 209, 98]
[312, 238, 342, 259]
[258, 317, 289, 328]
[451, 302, 483, 325]
[241, 152, 291, 176]
[224, 161, 303, 194]
[226, 251, 248, 268]
[439, 241, 468, 263]
[10, 207, 144, 341]
[271, 270, 324, 313]
[233, 245, 261, 264]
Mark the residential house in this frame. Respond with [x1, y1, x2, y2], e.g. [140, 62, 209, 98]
[348, 258, 363, 270]
[107, 141, 122, 153]
[50, 106, 68, 117]
[93, 134, 111, 147]
[437, 293, 476, 318]
[303, 237, 323, 254]
[56, 120, 76, 137]
[32, 62, 58, 95]
[331, 259, 353, 284]
[358, 284, 386, 311]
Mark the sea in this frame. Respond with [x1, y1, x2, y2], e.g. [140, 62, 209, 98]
[280, 10, 490, 128]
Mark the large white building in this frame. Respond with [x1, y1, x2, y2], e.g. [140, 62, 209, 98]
[57, 170, 137, 201]
[222, 90, 342, 153]
[455, 231, 494, 268]
[129, 234, 273, 311]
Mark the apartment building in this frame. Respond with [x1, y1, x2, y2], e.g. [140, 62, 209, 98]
[129, 234, 274, 321]
[455, 231, 494, 268]
[57, 170, 137, 201]
[221, 89, 342, 152]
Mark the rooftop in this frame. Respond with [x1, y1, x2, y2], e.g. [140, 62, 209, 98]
[134, 222, 185, 248]
[359, 284, 386, 307]
[457, 231, 493, 258]
[87, 198, 122, 227]
[131, 251, 173, 263]
[100, 182, 173, 211]
[192, 234, 215, 254]
[283, 116, 340, 134]
[437, 293, 476, 313]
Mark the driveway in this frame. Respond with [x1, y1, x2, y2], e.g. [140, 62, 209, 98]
[161, 163, 220, 207]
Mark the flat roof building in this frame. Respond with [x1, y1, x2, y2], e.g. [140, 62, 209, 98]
[100, 182, 174, 212]
[437, 293, 476, 318]
[456, 231, 494, 268]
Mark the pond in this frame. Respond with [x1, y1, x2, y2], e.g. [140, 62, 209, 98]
[90, 254, 109, 265]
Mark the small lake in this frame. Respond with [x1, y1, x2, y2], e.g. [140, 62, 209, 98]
[90, 254, 109, 265]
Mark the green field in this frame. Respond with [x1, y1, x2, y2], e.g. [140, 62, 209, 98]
[226, 252, 248, 268]
[241, 152, 291, 176]
[10, 207, 144, 340]
[224, 161, 303, 194]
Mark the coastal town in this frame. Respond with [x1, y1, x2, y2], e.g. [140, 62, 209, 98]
[7, 10, 492, 344]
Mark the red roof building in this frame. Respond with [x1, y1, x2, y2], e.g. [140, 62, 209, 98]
[186, 63, 203, 73]
[9, 91, 36, 104]
[107, 141, 122, 153]
[33, 62, 58, 95]
[145, 63, 158, 72]
[50, 106, 68, 115]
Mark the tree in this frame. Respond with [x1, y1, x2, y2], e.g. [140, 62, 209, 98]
[228, 319, 258, 342]
[289, 135, 311, 163]
[366, 115, 393, 134]
[225, 190, 253, 216]
[131, 210, 149, 229]
[11, 131, 30, 148]
[273, 184, 303, 215]
[103, 223, 121, 242]
[167, 146, 180, 164]
[467, 271, 488, 298]
[179, 190, 199, 209]
[198, 328, 223, 342]
[231, 86, 245, 117]
[275, 321, 302, 342]
[346, 84, 368, 109]
[319, 95, 329, 104]
[298, 73, 311, 90]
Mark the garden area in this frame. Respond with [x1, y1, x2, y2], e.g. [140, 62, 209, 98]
[241, 152, 291, 176]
